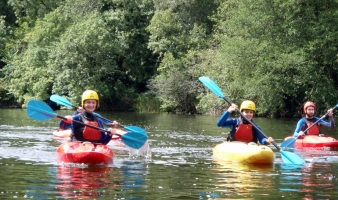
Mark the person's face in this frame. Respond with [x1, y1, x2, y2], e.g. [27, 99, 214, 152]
[305, 106, 315, 117]
[84, 99, 97, 113]
[242, 109, 254, 120]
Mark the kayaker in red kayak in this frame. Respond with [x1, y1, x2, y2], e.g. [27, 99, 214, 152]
[216, 100, 274, 145]
[62, 90, 118, 145]
[294, 101, 335, 137]
[58, 106, 118, 130]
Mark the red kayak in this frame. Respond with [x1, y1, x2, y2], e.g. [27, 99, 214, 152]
[284, 135, 338, 149]
[56, 142, 114, 164]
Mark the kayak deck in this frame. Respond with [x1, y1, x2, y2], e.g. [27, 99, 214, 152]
[57, 142, 114, 164]
[213, 141, 275, 164]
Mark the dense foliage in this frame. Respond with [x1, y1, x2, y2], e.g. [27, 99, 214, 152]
[1, 0, 338, 117]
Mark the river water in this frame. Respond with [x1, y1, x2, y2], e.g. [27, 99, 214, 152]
[1, 108, 338, 199]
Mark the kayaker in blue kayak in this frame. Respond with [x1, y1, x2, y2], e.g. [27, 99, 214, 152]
[293, 101, 335, 137]
[216, 100, 274, 145]
[62, 90, 118, 145]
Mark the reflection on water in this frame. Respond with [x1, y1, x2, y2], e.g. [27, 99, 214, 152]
[55, 166, 115, 199]
[54, 162, 149, 199]
[301, 163, 335, 198]
[278, 162, 338, 199]
[213, 160, 275, 198]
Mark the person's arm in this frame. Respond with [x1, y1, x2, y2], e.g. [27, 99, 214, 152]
[217, 104, 237, 127]
[59, 120, 72, 130]
[97, 119, 112, 145]
[93, 113, 118, 126]
[216, 111, 230, 126]
[100, 132, 113, 145]
[252, 125, 270, 145]
[71, 115, 86, 141]
[259, 137, 268, 145]
[318, 116, 335, 129]
[72, 107, 84, 115]
[216, 111, 237, 130]
[329, 115, 335, 128]
[293, 119, 305, 137]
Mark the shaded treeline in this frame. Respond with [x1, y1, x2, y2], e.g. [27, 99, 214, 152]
[0, 0, 338, 117]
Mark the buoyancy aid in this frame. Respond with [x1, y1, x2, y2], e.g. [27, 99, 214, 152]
[81, 113, 103, 142]
[303, 118, 320, 135]
[228, 117, 257, 143]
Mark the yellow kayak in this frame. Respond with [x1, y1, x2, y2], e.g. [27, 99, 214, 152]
[213, 141, 275, 164]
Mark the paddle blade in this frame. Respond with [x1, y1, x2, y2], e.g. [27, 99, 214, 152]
[280, 137, 297, 148]
[27, 100, 57, 121]
[50, 94, 74, 107]
[121, 131, 148, 149]
[123, 126, 147, 136]
[199, 76, 225, 98]
[280, 150, 305, 164]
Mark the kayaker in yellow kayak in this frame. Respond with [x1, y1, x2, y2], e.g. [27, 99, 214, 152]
[62, 90, 118, 145]
[216, 100, 274, 145]
[294, 101, 335, 137]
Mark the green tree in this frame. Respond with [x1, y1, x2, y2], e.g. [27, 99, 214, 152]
[7, 0, 61, 25]
[2, 0, 157, 110]
[198, 0, 338, 117]
[147, 0, 218, 114]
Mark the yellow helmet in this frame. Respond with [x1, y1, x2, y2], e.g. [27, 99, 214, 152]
[240, 100, 256, 112]
[81, 90, 99, 108]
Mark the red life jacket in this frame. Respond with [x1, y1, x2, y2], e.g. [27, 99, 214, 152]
[82, 120, 102, 141]
[228, 118, 257, 143]
[304, 118, 320, 135]
[234, 123, 254, 142]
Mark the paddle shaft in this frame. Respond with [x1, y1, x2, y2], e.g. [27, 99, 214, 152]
[221, 96, 281, 150]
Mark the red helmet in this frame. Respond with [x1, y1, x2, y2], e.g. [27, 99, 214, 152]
[303, 101, 316, 112]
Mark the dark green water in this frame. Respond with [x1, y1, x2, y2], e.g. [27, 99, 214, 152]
[1, 108, 338, 199]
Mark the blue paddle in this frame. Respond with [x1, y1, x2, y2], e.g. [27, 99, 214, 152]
[27, 100, 147, 149]
[280, 104, 338, 148]
[199, 76, 306, 164]
[50, 94, 147, 136]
